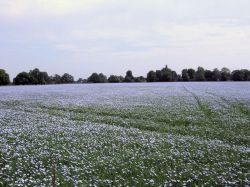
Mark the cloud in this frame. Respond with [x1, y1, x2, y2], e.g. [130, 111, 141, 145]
[0, 0, 250, 78]
[0, 0, 106, 17]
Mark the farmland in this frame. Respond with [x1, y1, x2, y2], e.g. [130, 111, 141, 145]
[0, 82, 249, 186]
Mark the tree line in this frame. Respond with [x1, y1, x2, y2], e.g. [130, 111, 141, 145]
[0, 65, 249, 86]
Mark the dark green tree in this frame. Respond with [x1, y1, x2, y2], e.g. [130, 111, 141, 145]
[220, 67, 231, 81]
[204, 70, 213, 81]
[29, 68, 40, 84]
[171, 71, 178, 82]
[242, 69, 250, 81]
[177, 74, 183, 81]
[13, 72, 32, 85]
[76, 78, 84, 83]
[29, 68, 50, 84]
[124, 70, 134, 82]
[155, 70, 162, 82]
[0, 69, 10, 85]
[61, 73, 74, 84]
[157, 65, 177, 82]
[88, 73, 100, 83]
[160, 65, 172, 82]
[231, 70, 245, 81]
[118, 76, 124, 82]
[187, 69, 195, 81]
[50, 74, 62, 84]
[134, 76, 146, 82]
[98, 73, 108, 83]
[195, 67, 205, 81]
[181, 69, 190, 81]
[88, 73, 107, 83]
[147, 71, 157, 82]
[212, 68, 221, 81]
[108, 75, 122, 83]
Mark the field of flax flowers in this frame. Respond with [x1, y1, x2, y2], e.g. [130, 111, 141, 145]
[0, 82, 249, 186]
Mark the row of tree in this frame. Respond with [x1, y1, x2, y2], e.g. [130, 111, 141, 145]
[12, 69, 75, 85]
[147, 66, 250, 82]
[86, 71, 147, 83]
[0, 65, 249, 86]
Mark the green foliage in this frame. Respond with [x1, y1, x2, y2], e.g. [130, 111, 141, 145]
[243, 69, 250, 81]
[220, 67, 231, 81]
[212, 68, 221, 81]
[29, 68, 50, 84]
[134, 76, 146, 82]
[13, 68, 51, 85]
[177, 74, 183, 81]
[50, 74, 62, 84]
[108, 75, 123, 83]
[195, 67, 205, 81]
[187, 69, 195, 80]
[61, 73, 74, 84]
[76, 78, 87, 84]
[147, 65, 178, 82]
[13, 72, 32, 85]
[88, 73, 108, 83]
[204, 70, 213, 81]
[231, 70, 249, 81]
[0, 69, 10, 85]
[147, 71, 157, 82]
[124, 70, 134, 82]
[181, 69, 190, 81]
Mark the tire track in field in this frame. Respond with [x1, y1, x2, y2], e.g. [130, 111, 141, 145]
[205, 91, 250, 118]
[182, 86, 214, 119]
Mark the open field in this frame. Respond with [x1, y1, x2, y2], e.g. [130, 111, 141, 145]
[0, 82, 249, 186]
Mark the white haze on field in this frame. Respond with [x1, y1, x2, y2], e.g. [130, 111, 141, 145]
[0, 0, 250, 79]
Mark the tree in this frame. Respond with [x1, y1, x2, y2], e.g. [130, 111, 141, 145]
[108, 75, 122, 83]
[242, 69, 250, 81]
[98, 73, 108, 83]
[118, 76, 124, 82]
[147, 71, 157, 82]
[181, 69, 190, 81]
[177, 74, 183, 81]
[61, 73, 74, 84]
[220, 67, 231, 81]
[171, 71, 178, 82]
[40, 72, 50, 84]
[155, 65, 177, 82]
[76, 78, 87, 83]
[50, 74, 62, 84]
[28, 68, 50, 84]
[160, 65, 173, 82]
[124, 70, 134, 82]
[212, 68, 221, 81]
[156, 70, 162, 82]
[195, 67, 205, 81]
[231, 70, 245, 81]
[204, 70, 213, 81]
[187, 69, 195, 81]
[88, 73, 107, 83]
[0, 69, 10, 85]
[134, 76, 146, 82]
[13, 72, 32, 85]
[29, 68, 40, 84]
[88, 73, 99, 83]
[147, 65, 177, 82]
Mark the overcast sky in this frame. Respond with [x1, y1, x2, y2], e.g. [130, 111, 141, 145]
[0, 0, 250, 79]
